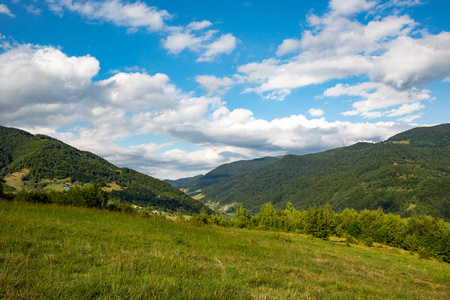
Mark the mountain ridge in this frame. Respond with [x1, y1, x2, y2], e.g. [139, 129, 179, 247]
[181, 124, 450, 220]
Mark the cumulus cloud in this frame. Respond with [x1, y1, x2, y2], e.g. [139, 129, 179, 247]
[236, 0, 450, 124]
[162, 31, 207, 55]
[0, 44, 99, 126]
[162, 29, 236, 62]
[195, 75, 235, 95]
[329, 0, 376, 16]
[324, 82, 431, 118]
[369, 33, 450, 89]
[0, 4, 15, 17]
[276, 38, 301, 56]
[97, 72, 181, 111]
[309, 108, 325, 117]
[198, 34, 237, 62]
[46, 0, 171, 31]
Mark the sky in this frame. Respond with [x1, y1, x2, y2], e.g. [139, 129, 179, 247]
[0, 0, 449, 180]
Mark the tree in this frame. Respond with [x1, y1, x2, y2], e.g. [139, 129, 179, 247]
[303, 206, 336, 239]
[235, 204, 251, 228]
[259, 203, 276, 230]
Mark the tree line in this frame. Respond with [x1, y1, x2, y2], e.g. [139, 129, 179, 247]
[189, 202, 450, 263]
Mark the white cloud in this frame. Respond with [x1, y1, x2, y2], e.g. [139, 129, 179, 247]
[397, 114, 422, 123]
[309, 108, 325, 117]
[237, 11, 419, 100]
[26, 5, 42, 15]
[162, 28, 236, 62]
[276, 38, 300, 56]
[162, 32, 206, 55]
[197, 34, 237, 62]
[97, 72, 181, 111]
[329, 0, 377, 16]
[369, 33, 450, 89]
[239, 55, 372, 100]
[187, 20, 213, 31]
[195, 75, 235, 95]
[235, 0, 450, 118]
[0, 4, 15, 17]
[47, 0, 171, 31]
[0, 44, 99, 126]
[443, 77, 450, 83]
[385, 102, 425, 117]
[324, 82, 431, 118]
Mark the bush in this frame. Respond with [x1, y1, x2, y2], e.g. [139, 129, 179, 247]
[364, 237, 374, 247]
[15, 190, 50, 204]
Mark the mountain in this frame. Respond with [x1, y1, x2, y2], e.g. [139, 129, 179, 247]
[164, 175, 203, 189]
[187, 124, 450, 220]
[0, 126, 211, 214]
[178, 156, 280, 192]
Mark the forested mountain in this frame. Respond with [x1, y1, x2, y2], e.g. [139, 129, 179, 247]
[186, 124, 450, 220]
[0, 126, 210, 214]
[177, 156, 280, 191]
[164, 175, 203, 189]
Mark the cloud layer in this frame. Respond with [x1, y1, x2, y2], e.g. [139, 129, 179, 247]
[0, 43, 410, 178]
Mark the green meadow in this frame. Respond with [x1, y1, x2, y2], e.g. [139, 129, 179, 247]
[1, 200, 449, 299]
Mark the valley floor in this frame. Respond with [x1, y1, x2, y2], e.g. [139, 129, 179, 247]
[0, 200, 449, 299]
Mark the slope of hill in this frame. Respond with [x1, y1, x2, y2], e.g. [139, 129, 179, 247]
[1, 200, 448, 299]
[0, 126, 210, 214]
[179, 156, 280, 192]
[164, 175, 203, 189]
[197, 124, 450, 220]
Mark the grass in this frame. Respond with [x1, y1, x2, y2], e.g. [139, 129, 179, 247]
[102, 183, 123, 192]
[3, 169, 29, 190]
[0, 200, 449, 299]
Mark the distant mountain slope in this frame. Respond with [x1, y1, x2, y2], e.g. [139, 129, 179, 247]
[180, 156, 280, 192]
[0, 126, 211, 214]
[164, 175, 203, 189]
[199, 124, 450, 220]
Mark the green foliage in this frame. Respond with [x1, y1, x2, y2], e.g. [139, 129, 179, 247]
[303, 206, 336, 239]
[15, 189, 50, 204]
[13, 182, 109, 209]
[234, 204, 252, 228]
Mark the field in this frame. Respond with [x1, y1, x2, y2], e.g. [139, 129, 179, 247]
[0, 200, 449, 299]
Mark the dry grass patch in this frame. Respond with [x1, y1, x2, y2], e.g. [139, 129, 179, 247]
[3, 169, 30, 191]
[102, 183, 123, 192]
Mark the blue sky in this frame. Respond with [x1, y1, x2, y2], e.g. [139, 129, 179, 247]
[1, 0, 449, 179]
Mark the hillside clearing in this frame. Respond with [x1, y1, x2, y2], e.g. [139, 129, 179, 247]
[3, 169, 29, 190]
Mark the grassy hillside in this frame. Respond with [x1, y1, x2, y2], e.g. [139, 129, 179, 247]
[1, 200, 449, 299]
[199, 124, 450, 219]
[0, 126, 209, 214]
